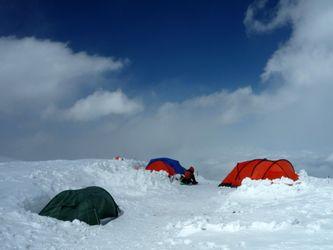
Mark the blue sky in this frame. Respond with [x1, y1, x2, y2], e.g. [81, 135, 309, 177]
[1, 0, 333, 177]
[0, 0, 288, 101]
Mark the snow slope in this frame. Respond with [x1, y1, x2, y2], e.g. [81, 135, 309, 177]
[1, 159, 333, 249]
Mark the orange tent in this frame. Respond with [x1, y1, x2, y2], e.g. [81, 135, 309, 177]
[219, 159, 298, 187]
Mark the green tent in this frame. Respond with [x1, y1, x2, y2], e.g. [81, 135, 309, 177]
[39, 186, 119, 225]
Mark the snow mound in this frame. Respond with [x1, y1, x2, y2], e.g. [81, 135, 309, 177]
[224, 174, 305, 202]
[220, 170, 332, 206]
[84, 160, 177, 196]
[19, 159, 177, 212]
[0, 159, 173, 215]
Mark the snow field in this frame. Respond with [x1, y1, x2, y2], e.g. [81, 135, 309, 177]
[1, 159, 333, 249]
[171, 172, 333, 249]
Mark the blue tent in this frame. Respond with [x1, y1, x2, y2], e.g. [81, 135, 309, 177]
[146, 158, 186, 175]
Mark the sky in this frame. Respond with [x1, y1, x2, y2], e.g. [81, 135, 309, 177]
[0, 0, 288, 101]
[1, 0, 333, 177]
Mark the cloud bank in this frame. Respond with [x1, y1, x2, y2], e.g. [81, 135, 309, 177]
[64, 90, 143, 121]
[0, 37, 140, 120]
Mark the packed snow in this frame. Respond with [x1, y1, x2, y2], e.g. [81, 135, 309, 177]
[1, 158, 333, 249]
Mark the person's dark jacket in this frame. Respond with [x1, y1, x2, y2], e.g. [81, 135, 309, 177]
[180, 169, 198, 185]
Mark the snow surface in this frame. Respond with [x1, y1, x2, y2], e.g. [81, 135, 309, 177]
[1, 159, 333, 249]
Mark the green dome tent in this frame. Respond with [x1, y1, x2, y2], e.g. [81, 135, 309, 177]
[39, 186, 119, 225]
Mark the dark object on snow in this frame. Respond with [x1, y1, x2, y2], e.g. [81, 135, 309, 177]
[39, 186, 119, 225]
[219, 158, 299, 187]
[180, 166, 198, 185]
[145, 157, 186, 176]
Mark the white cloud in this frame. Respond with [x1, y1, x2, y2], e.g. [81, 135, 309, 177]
[64, 90, 143, 121]
[157, 87, 293, 125]
[0, 36, 126, 115]
[244, 0, 297, 33]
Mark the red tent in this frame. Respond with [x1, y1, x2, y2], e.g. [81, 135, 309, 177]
[219, 159, 298, 187]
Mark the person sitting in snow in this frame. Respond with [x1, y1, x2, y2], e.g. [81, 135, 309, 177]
[180, 166, 198, 185]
